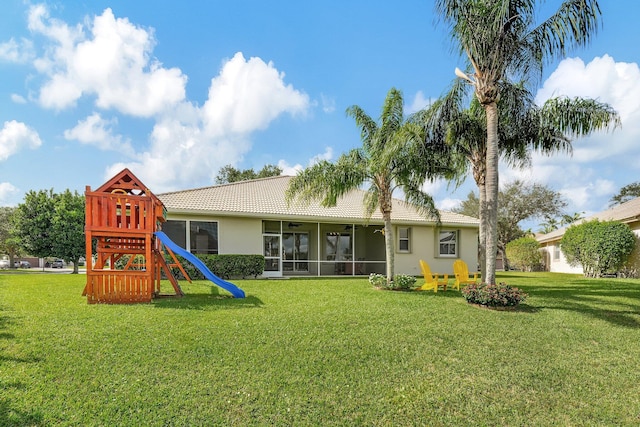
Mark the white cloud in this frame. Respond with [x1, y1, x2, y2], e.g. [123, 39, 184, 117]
[0, 37, 34, 63]
[106, 52, 310, 191]
[560, 179, 615, 210]
[277, 147, 334, 176]
[405, 90, 432, 114]
[64, 113, 135, 156]
[0, 182, 19, 204]
[277, 159, 304, 176]
[0, 120, 42, 161]
[29, 5, 187, 116]
[437, 197, 463, 211]
[320, 94, 336, 113]
[10, 94, 27, 104]
[202, 53, 309, 137]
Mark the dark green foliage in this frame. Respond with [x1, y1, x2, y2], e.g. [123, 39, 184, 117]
[168, 254, 265, 280]
[50, 189, 85, 273]
[215, 164, 282, 184]
[14, 189, 56, 259]
[0, 207, 22, 267]
[609, 182, 640, 207]
[561, 220, 636, 277]
[14, 189, 85, 273]
[506, 237, 543, 271]
[461, 282, 528, 307]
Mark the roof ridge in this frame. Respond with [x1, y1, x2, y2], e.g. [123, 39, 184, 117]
[159, 174, 291, 196]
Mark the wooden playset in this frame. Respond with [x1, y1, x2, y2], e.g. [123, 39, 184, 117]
[83, 169, 189, 303]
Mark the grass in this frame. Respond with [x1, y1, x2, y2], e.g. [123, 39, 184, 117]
[1, 272, 640, 426]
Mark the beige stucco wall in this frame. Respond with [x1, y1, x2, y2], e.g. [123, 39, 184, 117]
[218, 217, 263, 254]
[395, 225, 478, 277]
[165, 213, 263, 255]
[539, 242, 583, 274]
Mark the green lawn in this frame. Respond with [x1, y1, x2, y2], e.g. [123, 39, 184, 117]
[1, 272, 639, 426]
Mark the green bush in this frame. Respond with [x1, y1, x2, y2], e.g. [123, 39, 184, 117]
[167, 254, 265, 280]
[506, 237, 543, 271]
[561, 220, 636, 278]
[369, 273, 388, 288]
[462, 282, 528, 308]
[393, 274, 417, 290]
[369, 273, 416, 290]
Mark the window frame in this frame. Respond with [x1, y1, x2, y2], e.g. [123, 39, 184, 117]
[397, 226, 411, 253]
[437, 229, 459, 258]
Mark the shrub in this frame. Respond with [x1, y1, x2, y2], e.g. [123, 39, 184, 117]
[506, 237, 543, 271]
[369, 273, 416, 290]
[561, 220, 636, 278]
[392, 274, 417, 290]
[369, 273, 388, 288]
[166, 254, 265, 280]
[462, 282, 528, 308]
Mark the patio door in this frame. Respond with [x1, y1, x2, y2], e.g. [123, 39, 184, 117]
[262, 234, 281, 277]
[282, 232, 309, 273]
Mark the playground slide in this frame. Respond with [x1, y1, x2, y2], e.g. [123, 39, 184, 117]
[155, 231, 246, 298]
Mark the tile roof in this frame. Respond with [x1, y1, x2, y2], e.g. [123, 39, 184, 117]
[537, 197, 640, 243]
[158, 175, 479, 227]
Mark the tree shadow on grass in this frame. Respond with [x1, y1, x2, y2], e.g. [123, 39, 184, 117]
[0, 395, 45, 427]
[522, 279, 640, 328]
[0, 308, 46, 426]
[153, 292, 264, 310]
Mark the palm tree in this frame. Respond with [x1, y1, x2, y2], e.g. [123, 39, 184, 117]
[561, 211, 584, 226]
[286, 88, 447, 282]
[420, 78, 617, 280]
[540, 217, 561, 234]
[435, 0, 604, 284]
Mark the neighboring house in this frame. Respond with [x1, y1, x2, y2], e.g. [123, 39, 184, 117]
[158, 176, 479, 278]
[537, 197, 640, 275]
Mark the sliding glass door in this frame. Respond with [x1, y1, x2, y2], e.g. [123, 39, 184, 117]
[282, 232, 309, 273]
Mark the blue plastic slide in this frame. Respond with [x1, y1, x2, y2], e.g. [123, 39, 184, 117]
[155, 231, 246, 298]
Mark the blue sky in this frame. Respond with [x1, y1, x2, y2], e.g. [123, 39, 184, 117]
[1, 1, 640, 231]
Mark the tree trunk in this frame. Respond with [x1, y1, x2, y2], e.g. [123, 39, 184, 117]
[478, 181, 487, 281]
[383, 213, 394, 283]
[484, 102, 499, 285]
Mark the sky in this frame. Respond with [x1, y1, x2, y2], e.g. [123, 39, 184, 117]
[1, 1, 640, 231]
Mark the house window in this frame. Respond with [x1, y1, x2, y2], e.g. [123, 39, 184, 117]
[398, 227, 411, 253]
[438, 230, 458, 257]
[553, 245, 560, 261]
[190, 221, 218, 254]
[325, 233, 352, 261]
[163, 220, 186, 248]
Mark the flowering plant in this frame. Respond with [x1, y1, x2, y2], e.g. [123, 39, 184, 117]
[461, 282, 528, 307]
[369, 273, 416, 290]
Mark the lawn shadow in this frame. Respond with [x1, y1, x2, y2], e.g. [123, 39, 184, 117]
[153, 292, 264, 310]
[0, 383, 45, 426]
[524, 279, 640, 328]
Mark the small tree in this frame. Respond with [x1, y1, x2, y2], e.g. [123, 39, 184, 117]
[215, 164, 282, 184]
[506, 237, 542, 272]
[609, 182, 640, 207]
[14, 189, 85, 273]
[51, 190, 85, 274]
[14, 189, 56, 262]
[0, 207, 23, 268]
[561, 220, 636, 278]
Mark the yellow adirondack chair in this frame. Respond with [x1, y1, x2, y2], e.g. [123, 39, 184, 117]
[452, 259, 480, 290]
[416, 260, 448, 292]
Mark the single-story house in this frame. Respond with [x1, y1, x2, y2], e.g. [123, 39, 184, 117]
[158, 175, 479, 278]
[536, 197, 640, 275]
